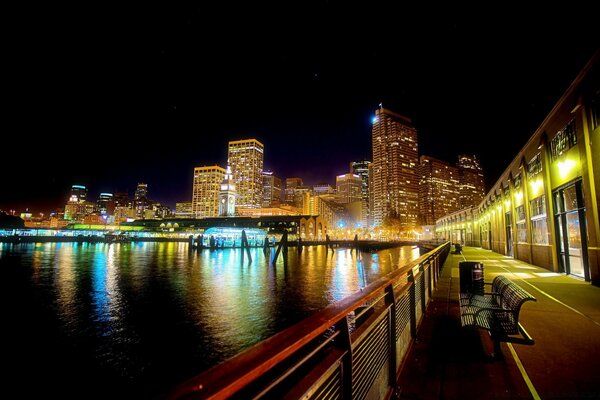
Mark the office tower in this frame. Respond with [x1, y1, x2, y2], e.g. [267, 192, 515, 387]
[114, 192, 130, 208]
[135, 183, 148, 201]
[262, 170, 282, 207]
[70, 185, 87, 202]
[285, 177, 303, 203]
[192, 165, 226, 218]
[351, 160, 371, 227]
[371, 107, 419, 228]
[457, 154, 485, 209]
[336, 173, 362, 204]
[219, 166, 237, 217]
[228, 139, 264, 209]
[96, 193, 114, 215]
[134, 182, 150, 218]
[418, 155, 460, 226]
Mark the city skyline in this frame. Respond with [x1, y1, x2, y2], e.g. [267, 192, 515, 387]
[3, 4, 598, 212]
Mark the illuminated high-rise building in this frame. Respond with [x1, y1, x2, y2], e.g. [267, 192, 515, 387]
[371, 107, 419, 228]
[336, 173, 362, 204]
[418, 156, 460, 226]
[262, 170, 282, 207]
[192, 165, 226, 218]
[228, 139, 264, 209]
[64, 185, 88, 221]
[134, 182, 150, 219]
[285, 177, 303, 203]
[457, 154, 485, 209]
[135, 183, 148, 201]
[96, 193, 114, 215]
[70, 185, 87, 203]
[351, 160, 371, 226]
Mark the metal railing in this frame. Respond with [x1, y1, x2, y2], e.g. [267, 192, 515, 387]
[167, 242, 451, 399]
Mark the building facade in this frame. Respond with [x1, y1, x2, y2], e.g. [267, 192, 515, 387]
[228, 139, 264, 209]
[371, 107, 419, 229]
[262, 170, 282, 207]
[418, 155, 460, 226]
[437, 52, 600, 286]
[336, 173, 362, 204]
[284, 177, 303, 204]
[192, 165, 226, 218]
[351, 160, 371, 227]
[458, 154, 486, 209]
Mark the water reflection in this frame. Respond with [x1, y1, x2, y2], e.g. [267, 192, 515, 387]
[0, 242, 419, 398]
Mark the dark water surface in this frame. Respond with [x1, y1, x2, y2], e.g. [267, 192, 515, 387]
[0, 242, 419, 398]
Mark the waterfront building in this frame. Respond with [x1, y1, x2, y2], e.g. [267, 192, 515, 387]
[262, 170, 282, 207]
[436, 51, 600, 285]
[228, 139, 264, 209]
[336, 173, 362, 204]
[192, 165, 226, 218]
[175, 201, 193, 218]
[371, 107, 419, 229]
[351, 160, 371, 227]
[418, 155, 460, 226]
[284, 177, 303, 204]
[96, 193, 114, 215]
[458, 154, 486, 209]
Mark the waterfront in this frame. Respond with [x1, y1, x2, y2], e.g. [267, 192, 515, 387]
[0, 242, 420, 399]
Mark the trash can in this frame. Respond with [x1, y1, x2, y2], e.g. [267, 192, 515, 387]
[459, 261, 484, 295]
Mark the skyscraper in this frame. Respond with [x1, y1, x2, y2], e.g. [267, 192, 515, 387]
[371, 107, 419, 229]
[336, 173, 362, 204]
[192, 165, 226, 218]
[262, 170, 282, 207]
[134, 183, 148, 201]
[351, 160, 371, 227]
[70, 185, 87, 202]
[285, 177, 303, 203]
[457, 154, 485, 209]
[418, 155, 460, 226]
[96, 193, 114, 215]
[228, 139, 264, 209]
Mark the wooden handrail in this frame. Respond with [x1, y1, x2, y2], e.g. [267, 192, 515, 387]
[167, 242, 450, 399]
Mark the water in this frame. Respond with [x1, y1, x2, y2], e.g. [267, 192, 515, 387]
[0, 242, 420, 398]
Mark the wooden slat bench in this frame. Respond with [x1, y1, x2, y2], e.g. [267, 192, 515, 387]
[459, 275, 536, 356]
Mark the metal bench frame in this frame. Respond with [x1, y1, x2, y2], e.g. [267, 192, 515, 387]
[459, 275, 536, 355]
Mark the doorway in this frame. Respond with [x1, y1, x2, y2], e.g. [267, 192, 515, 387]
[505, 211, 513, 257]
[554, 180, 589, 280]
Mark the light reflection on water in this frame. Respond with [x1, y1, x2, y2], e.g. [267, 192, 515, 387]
[0, 242, 419, 398]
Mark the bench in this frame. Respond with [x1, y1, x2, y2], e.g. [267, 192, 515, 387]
[459, 275, 536, 356]
[453, 243, 462, 254]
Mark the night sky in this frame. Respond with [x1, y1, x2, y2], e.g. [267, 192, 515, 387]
[3, 3, 598, 213]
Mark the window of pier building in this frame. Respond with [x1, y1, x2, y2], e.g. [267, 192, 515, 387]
[527, 153, 543, 179]
[530, 195, 549, 245]
[513, 173, 522, 189]
[515, 204, 527, 243]
[550, 119, 577, 160]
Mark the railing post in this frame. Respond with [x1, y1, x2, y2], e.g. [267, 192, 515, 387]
[408, 269, 417, 339]
[426, 259, 432, 300]
[335, 317, 353, 400]
[419, 263, 426, 312]
[385, 284, 397, 388]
